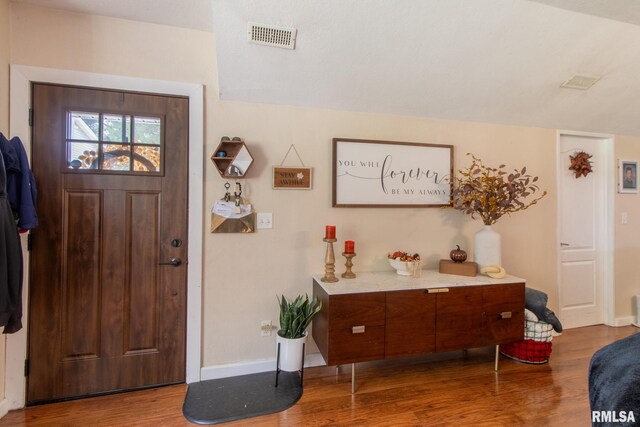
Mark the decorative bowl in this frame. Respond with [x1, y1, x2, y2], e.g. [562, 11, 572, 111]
[389, 258, 415, 276]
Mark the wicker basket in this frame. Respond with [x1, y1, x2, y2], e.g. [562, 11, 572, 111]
[500, 309, 554, 364]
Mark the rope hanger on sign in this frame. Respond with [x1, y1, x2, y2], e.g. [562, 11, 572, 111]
[279, 144, 306, 167]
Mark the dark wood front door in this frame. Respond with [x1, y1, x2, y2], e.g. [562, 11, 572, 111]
[27, 83, 189, 404]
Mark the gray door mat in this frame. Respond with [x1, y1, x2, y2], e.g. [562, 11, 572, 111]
[182, 371, 303, 425]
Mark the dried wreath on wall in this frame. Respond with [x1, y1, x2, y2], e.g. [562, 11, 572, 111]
[569, 151, 593, 178]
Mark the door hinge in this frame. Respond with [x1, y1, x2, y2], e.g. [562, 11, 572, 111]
[24, 359, 29, 377]
[27, 233, 32, 251]
[28, 108, 33, 126]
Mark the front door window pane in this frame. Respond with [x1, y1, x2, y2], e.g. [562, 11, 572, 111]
[103, 144, 131, 170]
[134, 117, 161, 145]
[102, 114, 131, 143]
[66, 111, 162, 174]
[67, 144, 99, 169]
[68, 112, 99, 141]
[134, 146, 161, 172]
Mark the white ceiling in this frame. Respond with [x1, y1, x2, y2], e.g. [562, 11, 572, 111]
[13, 0, 640, 136]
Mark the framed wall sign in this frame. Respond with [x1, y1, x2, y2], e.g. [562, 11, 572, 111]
[618, 159, 638, 194]
[332, 138, 453, 207]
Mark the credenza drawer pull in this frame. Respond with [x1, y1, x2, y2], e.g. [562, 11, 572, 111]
[427, 288, 450, 293]
[500, 311, 512, 319]
[352, 325, 365, 334]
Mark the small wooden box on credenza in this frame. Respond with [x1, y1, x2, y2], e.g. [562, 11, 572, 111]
[439, 259, 478, 277]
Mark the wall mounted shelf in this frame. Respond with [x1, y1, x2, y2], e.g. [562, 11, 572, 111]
[211, 137, 254, 177]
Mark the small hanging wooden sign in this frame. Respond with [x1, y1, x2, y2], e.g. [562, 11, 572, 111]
[273, 167, 312, 189]
[273, 144, 313, 189]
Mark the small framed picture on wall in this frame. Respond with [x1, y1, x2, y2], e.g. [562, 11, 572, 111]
[618, 160, 638, 193]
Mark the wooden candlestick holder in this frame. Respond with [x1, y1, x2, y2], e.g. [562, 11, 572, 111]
[321, 238, 339, 283]
[341, 253, 356, 279]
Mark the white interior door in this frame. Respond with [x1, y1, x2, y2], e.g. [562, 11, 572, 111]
[558, 134, 606, 329]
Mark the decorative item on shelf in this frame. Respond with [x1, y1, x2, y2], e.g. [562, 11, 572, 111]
[439, 259, 478, 277]
[450, 153, 547, 270]
[480, 265, 507, 279]
[276, 294, 322, 384]
[341, 240, 356, 279]
[325, 225, 336, 239]
[568, 151, 593, 178]
[449, 245, 467, 263]
[387, 251, 420, 276]
[321, 226, 339, 282]
[211, 136, 254, 178]
[475, 225, 502, 269]
[211, 181, 256, 233]
[273, 144, 313, 189]
[412, 258, 422, 278]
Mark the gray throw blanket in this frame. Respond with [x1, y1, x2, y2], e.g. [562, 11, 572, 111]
[525, 288, 563, 332]
[589, 333, 640, 426]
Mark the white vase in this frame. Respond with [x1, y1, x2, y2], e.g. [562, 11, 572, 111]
[276, 332, 307, 372]
[474, 225, 502, 269]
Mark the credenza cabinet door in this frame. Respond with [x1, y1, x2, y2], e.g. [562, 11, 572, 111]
[482, 284, 525, 344]
[385, 290, 436, 358]
[435, 287, 485, 352]
[327, 292, 386, 365]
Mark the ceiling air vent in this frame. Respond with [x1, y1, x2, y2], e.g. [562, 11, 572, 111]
[247, 22, 297, 50]
[560, 74, 601, 90]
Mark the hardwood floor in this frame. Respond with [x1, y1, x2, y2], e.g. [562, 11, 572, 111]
[1, 325, 636, 426]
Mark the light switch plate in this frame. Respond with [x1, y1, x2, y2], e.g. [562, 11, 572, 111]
[257, 212, 273, 229]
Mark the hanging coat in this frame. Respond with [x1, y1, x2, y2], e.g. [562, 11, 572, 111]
[0, 133, 38, 231]
[0, 148, 23, 333]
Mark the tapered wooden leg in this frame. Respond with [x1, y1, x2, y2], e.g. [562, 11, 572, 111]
[494, 345, 500, 371]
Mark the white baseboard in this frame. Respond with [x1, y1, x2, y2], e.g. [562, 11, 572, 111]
[614, 316, 636, 327]
[200, 352, 326, 382]
[0, 398, 10, 419]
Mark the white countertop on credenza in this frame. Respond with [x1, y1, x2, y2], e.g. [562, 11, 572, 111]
[313, 270, 525, 295]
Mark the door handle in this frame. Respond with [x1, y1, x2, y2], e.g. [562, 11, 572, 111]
[560, 243, 570, 247]
[159, 257, 182, 266]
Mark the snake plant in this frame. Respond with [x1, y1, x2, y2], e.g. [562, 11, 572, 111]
[277, 294, 322, 339]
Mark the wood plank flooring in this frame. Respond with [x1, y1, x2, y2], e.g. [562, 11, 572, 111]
[1, 325, 636, 426]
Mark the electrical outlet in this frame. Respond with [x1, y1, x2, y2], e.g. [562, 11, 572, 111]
[622, 212, 628, 225]
[257, 212, 273, 229]
[261, 320, 273, 336]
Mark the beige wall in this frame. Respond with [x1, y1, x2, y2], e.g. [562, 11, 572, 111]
[0, 0, 8, 130]
[614, 135, 640, 320]
[202, 102, 558, 364]
[6, 3, 639, 373]
[0, 0, 9, 402]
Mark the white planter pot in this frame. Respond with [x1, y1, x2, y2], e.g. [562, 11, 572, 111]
[276, 332, 307, 372]
[474, 225, 502, 269]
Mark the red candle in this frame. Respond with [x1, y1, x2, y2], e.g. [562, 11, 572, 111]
[345, 240, 355, 254]
[325, 225, 336, 239]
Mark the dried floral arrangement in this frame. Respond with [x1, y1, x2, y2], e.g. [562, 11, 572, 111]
[568, 151, 593, 178]
[451, 153, 547, 225]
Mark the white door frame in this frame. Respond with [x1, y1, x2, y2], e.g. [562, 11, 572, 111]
[556, 130, 615, 327]
[5, 65, 203, 409]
